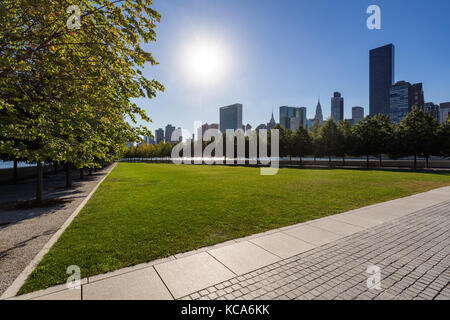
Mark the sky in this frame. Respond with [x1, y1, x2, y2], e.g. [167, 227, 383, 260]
[135, 0, 450, 137]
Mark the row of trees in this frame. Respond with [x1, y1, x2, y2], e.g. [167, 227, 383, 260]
[123, 108, 450, 170]
[300, 108, 450, 169]
[0, 1, 162, 201]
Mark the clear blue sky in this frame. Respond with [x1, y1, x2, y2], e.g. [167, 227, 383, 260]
[135, 0, 450, 136]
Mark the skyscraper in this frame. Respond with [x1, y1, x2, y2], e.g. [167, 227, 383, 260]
[370, 44, 395, 116]
[440, 102, 450, 124]
[165, 124, 176, 143]
[155, 128, 164, 144]
[424, 103, 440, 123]
[314, 98, 323, 125]
[389, 81, 424, 124]
[219, 103, 243, 132]
[267, 112, 276, 130]
[330, 92, 344, 121]
[279, 106, 306, 130]
[352, 106, 364, 124]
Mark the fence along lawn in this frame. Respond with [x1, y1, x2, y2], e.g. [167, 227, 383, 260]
[19, 163, 450, 294]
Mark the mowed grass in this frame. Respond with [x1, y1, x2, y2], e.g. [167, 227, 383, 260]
[19, 163, 450, 294]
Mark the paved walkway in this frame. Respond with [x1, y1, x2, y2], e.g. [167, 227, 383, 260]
[0, 165, 113, 296]
[5, 186, 450, 300]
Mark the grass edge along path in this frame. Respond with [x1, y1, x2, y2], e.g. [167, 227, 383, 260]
[18, 163, 450, 294]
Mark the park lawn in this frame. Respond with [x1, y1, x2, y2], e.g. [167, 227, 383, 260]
[19, 163, 450, 294]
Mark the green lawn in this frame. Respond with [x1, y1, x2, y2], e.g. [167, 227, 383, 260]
[19, 163, 450, 294]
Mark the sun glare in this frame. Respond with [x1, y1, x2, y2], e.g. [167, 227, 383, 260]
[186, 41, 227, 84]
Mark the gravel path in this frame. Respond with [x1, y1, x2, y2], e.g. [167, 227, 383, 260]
[0, 165, 114, 295]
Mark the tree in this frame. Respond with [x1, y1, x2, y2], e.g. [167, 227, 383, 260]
[309, 120, 322, 164]
[373, 114, 394, 167]
[317, 119, 341, 168]
[399, 107, 440, 169]
[352, 116, 390, 168]
[437, 116, 450, 159]
[336, 120, 353, 166]
[0, 1, 163, 201]
[292, 126, 312, 164]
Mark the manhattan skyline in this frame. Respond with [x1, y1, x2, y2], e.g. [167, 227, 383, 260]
[135, 0, 450, 135]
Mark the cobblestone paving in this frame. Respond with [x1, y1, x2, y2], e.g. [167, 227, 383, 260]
[182, 201, 450, 300]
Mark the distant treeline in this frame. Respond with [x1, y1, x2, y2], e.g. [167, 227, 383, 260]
[124, 108, 450, 169]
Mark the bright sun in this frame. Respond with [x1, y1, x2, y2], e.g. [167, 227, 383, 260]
[186, 41, 227, 84]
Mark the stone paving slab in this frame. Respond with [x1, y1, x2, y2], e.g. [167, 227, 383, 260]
[249, 232, 315, 259]
[208, 241, 281, 275]
[154, 252, 235, 299]
[83, 267, 172, 300]
[282, 224, 343, 245]
[307, 219, 364, 236]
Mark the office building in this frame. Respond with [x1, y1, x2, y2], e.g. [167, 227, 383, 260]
[440, 102, 450, 124]
[144, 136, 155, 145]
[198, 123, 219, 138]
[424, 103, 440, 123]
[165, 124, 176, 143]
[389, 81, 424, 124]
[279, 106, 307, 130]
[155, 128, 164, 144]
[370, 44, 395, 116]
[267, 112, 276, 130]
[352, 106, 364, 124]
[314, 98, 323, 125]
[331, 92, 344, 121]
[220, 103, 243, 132]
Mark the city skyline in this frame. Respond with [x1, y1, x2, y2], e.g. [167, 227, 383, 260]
[134, 0, 450, 136]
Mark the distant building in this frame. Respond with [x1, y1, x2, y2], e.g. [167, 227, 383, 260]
[440, 102, 450, 124]
[165, 124, 176, 143]
[198, 123, 219, 138]
[307, 119, 315, 129]
[220, 103, 243, 132]
[331, 92, 344, 121]
[352, 106, 364, 125]
[424, 103, 440, 123]
[344, 119, 354, 127]
[245, 123, 252, 133]
[267, 112, 276, 130]
[290, 117, 301, 131]
[279, 106, 306, 130]
[389, 81, 424, 124]
[314, 98, 323, 125]
[144, 136, 155, 145]
[155, 128, 164, 144]
[255, 123, 267, 133]
[370, 44, 395, 116]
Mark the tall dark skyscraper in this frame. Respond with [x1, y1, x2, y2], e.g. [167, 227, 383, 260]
[331, 92, 344, 121]
[370, 44, 395, 116]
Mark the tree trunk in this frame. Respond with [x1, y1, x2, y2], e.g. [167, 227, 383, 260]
[80, 168, 84, 180]
[328, 155, 331, 168]
[89, 168, 93, 176]
[13, 159, 18, 183]
[66, 163, 72, 187]
[379, 154, 382, 167]
[426, 156, 429, 169]
[414, 155, 417, 170]
[36, 161, 43, 203]
[342, 156, 345, 167]
[366, 155, 369, 169]
[54, 162, 58, 174]
[300, 156, 302, 166]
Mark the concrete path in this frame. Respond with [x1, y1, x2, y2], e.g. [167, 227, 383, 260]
[0, 165, 114, 296]
[6, 186, 450, 300]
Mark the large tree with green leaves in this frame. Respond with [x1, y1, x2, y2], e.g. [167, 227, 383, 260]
[398, 107, 440, 169]
[0, 0, 163, 201]
[317, 119, 341, 167]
